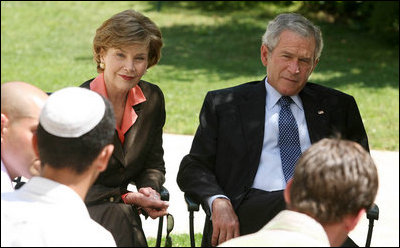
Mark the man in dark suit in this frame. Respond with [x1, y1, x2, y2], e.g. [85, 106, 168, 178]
[177, 13, 368, 247]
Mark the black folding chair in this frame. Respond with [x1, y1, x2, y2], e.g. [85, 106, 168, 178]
[185, 193, 200, 247]
[184, 194, 379, 247]
[164, 213, 174, 247]
[366, 203, 379, 247]
[155, 186, 171, 247]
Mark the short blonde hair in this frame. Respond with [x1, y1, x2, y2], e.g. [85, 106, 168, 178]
[289, 138, 378, 224]
[93, 9, 163, 72]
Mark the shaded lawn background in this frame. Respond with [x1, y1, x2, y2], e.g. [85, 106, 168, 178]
[1, 1, 399, 247]
[1, 1, 398, 151]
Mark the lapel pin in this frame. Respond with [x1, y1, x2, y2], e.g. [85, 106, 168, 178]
[318, 110, 324, 115]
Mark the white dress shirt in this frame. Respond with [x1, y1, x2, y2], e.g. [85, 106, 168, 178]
[252, 78, 311, 191]
[1, 176, 116, 247]
[208, 78, 312, 211]
[1, 160, 14, 193]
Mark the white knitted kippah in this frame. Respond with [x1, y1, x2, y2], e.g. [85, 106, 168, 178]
[40, 87, 105, 138]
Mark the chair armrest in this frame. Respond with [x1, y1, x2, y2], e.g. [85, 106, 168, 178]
[160, 186, 169, 201]
[367, 203, 379, 220]
[185, 193, 200, 212]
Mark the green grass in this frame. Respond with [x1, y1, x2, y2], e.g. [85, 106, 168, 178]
[1, 1, 398, 150]
[147, 233, 202, 247]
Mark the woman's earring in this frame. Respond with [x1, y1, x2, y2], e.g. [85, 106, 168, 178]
[100, 62, 105, 70]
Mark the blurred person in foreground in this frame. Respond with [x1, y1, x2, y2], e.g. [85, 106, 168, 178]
[80, 9, 168, 246]
[1, 82, 48, 193]
[177, 12, 369, 246]
[1, 87, 117, 246]
[219, 138, 378, 247]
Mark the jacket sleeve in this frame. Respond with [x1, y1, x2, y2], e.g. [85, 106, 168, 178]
[177, 91, 226, 209]
[344, 96, 370, 152]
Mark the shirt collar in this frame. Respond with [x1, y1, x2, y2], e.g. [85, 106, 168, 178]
[15, 176, 90, 218]
[1, 159, 14, 192]
[263, 210, 330, 245]
[1, 159, 10, 178]
[21, 177, 85, 202]
[89, 73, 146, 106]
[89, 73, 147, 144]
[264, 77, 304, 111]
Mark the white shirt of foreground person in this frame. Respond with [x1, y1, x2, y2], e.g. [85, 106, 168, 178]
[1, 176, 116, 247]
[1, 159, 14, 193]
[218, 210, 330, 247]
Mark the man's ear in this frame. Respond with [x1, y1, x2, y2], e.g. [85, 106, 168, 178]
[344, 208, 366, 232]
[30, 133, 42, 176]
[261, 44, 269, 67]
[1, 113, 9, 143]
[284, 179, 293, 206]
[312, 58, 319, 72]
[32, 132, 40, 157]
[94, 144, 114, 172]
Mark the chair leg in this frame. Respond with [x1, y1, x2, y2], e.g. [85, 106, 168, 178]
[365, 204, 379, 247]
[365, 219, 375, 247]
[156, 216, 163, 247]
[189, 210, 195, 247]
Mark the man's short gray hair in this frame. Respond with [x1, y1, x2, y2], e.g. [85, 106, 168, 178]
[262, 13, 324, 61]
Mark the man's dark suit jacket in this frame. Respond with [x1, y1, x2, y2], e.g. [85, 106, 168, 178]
[177, 78, 369, 214]
[81, 79, 166, 246]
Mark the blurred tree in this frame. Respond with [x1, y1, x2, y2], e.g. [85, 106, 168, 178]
[366, 2, 399, 43]
[299, 1, 398, 44]
[171, 1, 398, 43]
[183, 1, 262, 11]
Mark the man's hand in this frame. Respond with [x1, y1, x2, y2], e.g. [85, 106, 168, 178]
[211, 198, 240, 246]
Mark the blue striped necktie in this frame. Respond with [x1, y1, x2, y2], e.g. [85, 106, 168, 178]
[278, 96, 302, 183]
